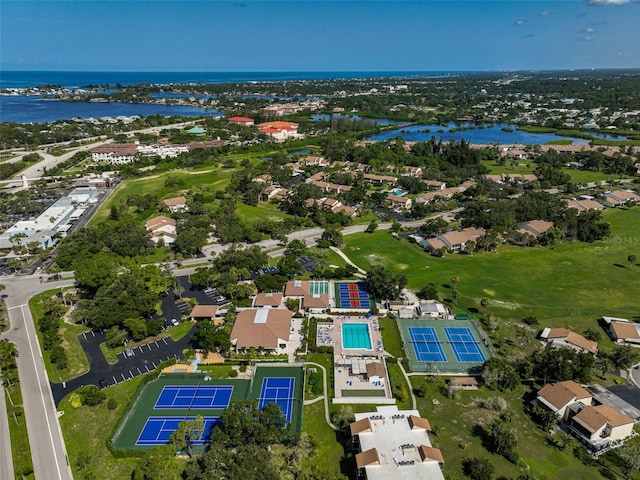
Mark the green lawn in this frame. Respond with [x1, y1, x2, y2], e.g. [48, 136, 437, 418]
[92, 165, 237, 224]
[302, 400, 345, 477]
[378, 316, 403, 358]
[29, 291, 90, 382]
[343, 208, 640, 345]
[481, 159, 631, 185]
[4, 366, 35, 479]
[410, 377, 609, 480]
[236, 202, 292, 224]
[59, 376, 148, 479]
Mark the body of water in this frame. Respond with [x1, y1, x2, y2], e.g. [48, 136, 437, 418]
[0, 70, 458, 89]
[0, 95, 222, 123]
[366, 122, 626, 146]
[311, 113, 404, 126]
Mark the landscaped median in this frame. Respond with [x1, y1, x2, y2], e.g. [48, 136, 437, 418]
[29, 290, 90, 383]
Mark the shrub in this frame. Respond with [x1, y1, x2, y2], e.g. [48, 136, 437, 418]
[77, 385, 106, 406]
[239, 364, 247, 373]
[228, 369, 238, 378]
[523, 316, 538, 326]
[107, 398, 118, 410]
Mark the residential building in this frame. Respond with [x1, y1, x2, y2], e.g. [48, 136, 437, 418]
[229, 308, 292, 353]
[350, 406, 445, 480]
[536, 380, 593, 420]
[228, 116, 255, 126]
[569, 404, 635, 454]
[415, 187, 459, 204]
[567, 197, 606, 212]
[603, 317, 640, 344]
[363, 173, 397, 185]
[421, 227, 485, 253]
[162, 196, 188, 213]
[402, 166, 423, 178]
[386, 194, 412, 210]
[145, 216, 176, 244]
[422, 180, 446, 190]
[603, 190, 640, 207]
[519, 220, 554, 238]
[540, 327, 598, 355]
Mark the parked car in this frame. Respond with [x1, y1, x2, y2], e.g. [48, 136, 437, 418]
[170, 318, 180, 327]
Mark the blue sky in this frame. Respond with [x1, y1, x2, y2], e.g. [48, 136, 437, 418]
[1, 0, 639, 71]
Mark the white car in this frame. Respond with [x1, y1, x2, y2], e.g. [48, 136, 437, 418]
[170, 318, 179, 327]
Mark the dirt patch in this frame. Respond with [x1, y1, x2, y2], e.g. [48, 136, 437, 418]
[489, 300, 521, 310]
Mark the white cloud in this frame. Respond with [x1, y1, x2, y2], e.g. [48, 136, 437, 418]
[587, 0, 630, 6]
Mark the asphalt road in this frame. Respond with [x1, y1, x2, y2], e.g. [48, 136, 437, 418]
[1, 275, 75, 480]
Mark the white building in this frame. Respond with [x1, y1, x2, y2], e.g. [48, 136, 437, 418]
[350, 406, 444, 480]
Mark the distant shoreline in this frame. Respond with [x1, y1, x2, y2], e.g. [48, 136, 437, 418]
[3, 68, 639, 89]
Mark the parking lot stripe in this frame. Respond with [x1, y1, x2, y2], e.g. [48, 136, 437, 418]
[112, 376, 117, 384]
[121, 373, 126, 381]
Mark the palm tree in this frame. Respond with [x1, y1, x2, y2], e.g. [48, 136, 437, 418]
[480, 298, 489, 316]
[450, 276, 459, 296]
[0, 340, 18, 372]
[629, 255, 637, 267]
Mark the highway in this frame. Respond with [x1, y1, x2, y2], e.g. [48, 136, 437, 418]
[1, 275, 75, 480]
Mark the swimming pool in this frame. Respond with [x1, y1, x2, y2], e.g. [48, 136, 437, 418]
[342, 323, 372, 349]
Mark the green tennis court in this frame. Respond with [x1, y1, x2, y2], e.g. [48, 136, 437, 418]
[398, 318, 492, 374]
[111, 365, 304, 451]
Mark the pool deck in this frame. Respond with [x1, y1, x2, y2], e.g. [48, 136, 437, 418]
[317, 316, 383, 356]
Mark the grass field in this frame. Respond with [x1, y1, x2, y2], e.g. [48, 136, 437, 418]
[343, 208, 640, 343]
[481, 159, 632, 184]
[29, 291, 90, 382]
[92, 165, 237, 224]
[5, 366, 35, 479]
[59, 376, 145, 479]
[410, 378, 610, 479]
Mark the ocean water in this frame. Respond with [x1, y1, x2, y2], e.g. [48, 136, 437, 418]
[0, 70, 453, 123]
[0, 70, 455, 89]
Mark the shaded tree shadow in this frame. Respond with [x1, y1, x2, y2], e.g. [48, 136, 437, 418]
[468, 307, 480, 314]
[613, 263, 626, 268]
[442, 284, 451, 289]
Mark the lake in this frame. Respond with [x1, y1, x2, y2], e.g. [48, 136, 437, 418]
[0, 95, 222, 123]
[365, 122, 626, 146]
[311, 113, 405, 126]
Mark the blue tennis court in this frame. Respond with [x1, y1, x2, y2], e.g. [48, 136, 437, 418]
[258, 377, 295, 422]
[444, 327, 486, 362]
[136, 416, 221, 446]
[409, 327, 447, 362]
[154, 385, 233, 409]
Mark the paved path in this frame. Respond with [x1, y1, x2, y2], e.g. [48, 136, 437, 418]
[0, 369, 15, 480]
[303, 395, 324, 406]
[397, 358, 417, 410]
[329, 246, 367, 275]
[304, 362, 338, 431]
